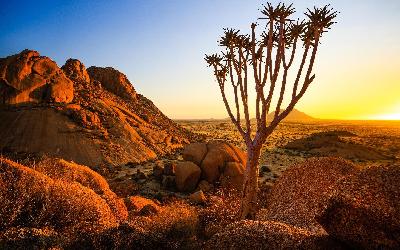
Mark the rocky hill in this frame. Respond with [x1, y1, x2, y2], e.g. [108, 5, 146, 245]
[267, 108, 315, 122]
[0, 49, 194, 171]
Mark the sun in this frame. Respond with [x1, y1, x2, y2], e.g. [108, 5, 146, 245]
[376, 113, 400, 120]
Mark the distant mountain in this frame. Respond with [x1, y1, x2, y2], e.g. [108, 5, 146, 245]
[267, 108, 315, 122]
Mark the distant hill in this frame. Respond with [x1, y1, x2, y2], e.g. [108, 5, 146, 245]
[267, 108, 315, 122]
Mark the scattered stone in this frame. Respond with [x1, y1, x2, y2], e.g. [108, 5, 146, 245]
[125, 196, 160, 212]
[138, 204, 160, 216]
[189, 190, 206, 204]
[153, 163, 164, 180]
[198, 180, 213, 192]
[175, 161, 201, 192]
[162, 175, 175, 190]
[261, 165, 271, 173]
[163, 161, 176, 175]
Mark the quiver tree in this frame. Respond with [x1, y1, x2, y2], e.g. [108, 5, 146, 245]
[205, 2, 337, 219]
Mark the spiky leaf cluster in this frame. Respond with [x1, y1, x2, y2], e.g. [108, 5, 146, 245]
[219, 28, 252, 51]
[260, 2, 295, 22]
[303, 5, 338, 42]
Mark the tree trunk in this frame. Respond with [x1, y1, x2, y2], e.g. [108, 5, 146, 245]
[239, 144, 262, 219]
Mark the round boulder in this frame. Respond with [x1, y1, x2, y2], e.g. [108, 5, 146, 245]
[220, 161, 245, 191]
[182, 142, 208, 166]
[175, 161, 201, 192]
[183, 141, 246, 184]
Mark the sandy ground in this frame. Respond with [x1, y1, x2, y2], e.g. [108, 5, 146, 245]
[108, 119, 399, 196]
[177, 119, 400, 184]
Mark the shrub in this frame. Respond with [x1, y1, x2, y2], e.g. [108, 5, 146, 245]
[34, 158, 128, 222]
[70, 201, 200, 249]
[0, 157, 119, 236]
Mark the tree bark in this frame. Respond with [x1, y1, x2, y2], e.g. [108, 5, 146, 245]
[239, 144, 262, 219]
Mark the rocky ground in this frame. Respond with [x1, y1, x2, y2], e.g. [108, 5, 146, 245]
[177, 119, 400, 184]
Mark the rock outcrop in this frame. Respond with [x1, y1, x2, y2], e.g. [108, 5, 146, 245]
[0, 49, 73, 104]
[182, 141, 246, 190]
[0, 50, 193, 170]
[87, 66, 137, 100]
[61, 58, 90, 83]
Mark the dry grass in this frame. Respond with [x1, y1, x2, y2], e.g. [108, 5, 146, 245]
[319, 163, 400, 249]
[197, 189, 241, 239]
[0, 157, 201, 249]
[71, 201, 200, 249]
[33, 158, 128, 222]
[205, 220, 342, 250]
[257, 157, 358, 233]
[0, 157, 120, 236]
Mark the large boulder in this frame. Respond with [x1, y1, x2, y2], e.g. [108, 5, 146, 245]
[205, 220, 341, 250]
[257, 157, 357, 233]
[183, 141, 246, 189]
[0, 49, 74, 104]
[182, 142, 207, 166]
[318, 164, 400, 249]
[61, 58, 90, 83]
[219, 161, 245, 190]
[0, 157, 120, 234]
[87, 66, 137, 100]
[175, 161, 201, 192]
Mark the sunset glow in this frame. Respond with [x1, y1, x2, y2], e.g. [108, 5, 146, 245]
[372, 113, 400, 121]
[1, 0, 400, 120]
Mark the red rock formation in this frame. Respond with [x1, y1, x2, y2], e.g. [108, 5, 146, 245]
[61, 58, 90, 83]
[87, 66, 137, 100]
[182, 141, 246, 190]
[0, 51, 193, 169]
[0, 49, 73, 104]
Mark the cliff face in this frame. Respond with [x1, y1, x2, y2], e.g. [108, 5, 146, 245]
[0, 50, 193, 171]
